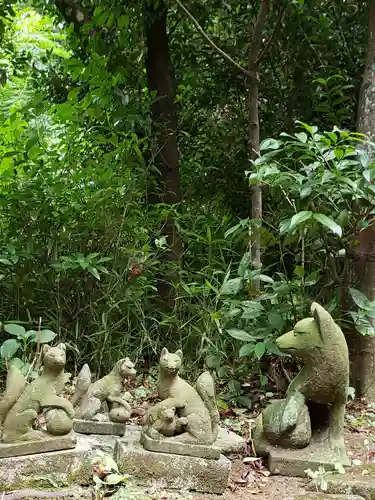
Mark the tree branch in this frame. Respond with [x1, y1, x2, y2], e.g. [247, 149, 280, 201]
[256, 3, 285, 65]
[248, 0, 269, 71]
[172, 0, 251, 77]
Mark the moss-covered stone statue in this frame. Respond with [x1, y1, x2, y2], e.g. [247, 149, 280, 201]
[141, 348, 220, 458]
[0, 343, 76, 456]
[253, 302, 349, 475]
[144, 400, 188, 439]
[72, 358, 136, 434]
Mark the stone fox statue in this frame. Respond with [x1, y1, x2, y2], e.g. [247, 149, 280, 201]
[0, 343, 74, 443]
[254, 302, 349, 455]
[73, 358, 136, 423]
[155, 348, 220, 444]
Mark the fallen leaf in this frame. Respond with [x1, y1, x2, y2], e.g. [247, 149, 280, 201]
[233, 478, 249, 486]
[257, 469, 271, 477]
[243, 457, 260, 463]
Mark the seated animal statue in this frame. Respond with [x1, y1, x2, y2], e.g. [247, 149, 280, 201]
[253, 302, 349, 456]
[73, 358, 136, 423]
[144, 400, 188, 440]
[145, 348, 220, 445]
[0, 343, 74, 443]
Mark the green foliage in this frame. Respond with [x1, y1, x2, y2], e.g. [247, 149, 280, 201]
[0, 0, 370, 405]
[0, 321, 57, 377]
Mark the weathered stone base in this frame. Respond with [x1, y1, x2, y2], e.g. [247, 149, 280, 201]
[253, 415, 349, 477]
[0, 433, 116, 491]
[0, 431, 77, 458]
[266, 443, 350, 477]
[140, 432, 221, 459]
[73, 418, 126, 436]
[115, 437, 231, 494]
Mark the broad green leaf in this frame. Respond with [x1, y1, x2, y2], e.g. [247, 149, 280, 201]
[254, 342, 266, 358]
[259, 274, 274, 283]
[295, 132, 308, 143]
[226, 329, 255, 342]
[241, 301, 263, 319]
[300, 186, 312, 199]
[295, 121, 317, 135]
[313, 213, 342, 237]
[8, 357, 25, 371]
[334, 148, 344, 160]
[0, 258, 12, 265]
[289, 211, 313, 230]
[349, 288, 373, 311]
[260, 138, 282, 152]
[105, 473, 129, 485]
[30, 330, 57, 344]
[118, 15, 129, 29]
[239, 343, 255, 357]
[294, 265, 305, 277]
[220, 277, 243, 295]
[4, 324, 26, 338]
[268, 312, 284, 330]
[1, 338, 20, 359]
[238, 252, 251, 278]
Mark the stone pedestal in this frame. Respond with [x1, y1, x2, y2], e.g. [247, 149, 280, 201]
[0, 432, 77, 458]
[0, 433, 116, 491]
[115, 437, 231, 494]
[73, 418, 126, 436]
[140, 433, 221, 459]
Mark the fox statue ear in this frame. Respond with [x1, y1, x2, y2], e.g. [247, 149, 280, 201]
[42, 344, 51, 355]
[175, 349, 183, 360]
[160, 347, 169, 358]
[311, 301, 331, 342]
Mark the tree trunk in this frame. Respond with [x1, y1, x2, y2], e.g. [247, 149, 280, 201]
[144, 1, 181, 301]
[347, 0, 375, 400]
[248, 1, 268, 290]
[357, 0, 375, 137]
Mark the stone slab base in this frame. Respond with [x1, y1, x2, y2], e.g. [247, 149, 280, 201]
[73, 418, 126, 436]
[0, 431, 77, 458]
[115, 438, 231, 494]
[126, 424, 246, 457]
[140, 432, 221, 459]
[267, 443, 350, 477]
[0, 433, 116, 491]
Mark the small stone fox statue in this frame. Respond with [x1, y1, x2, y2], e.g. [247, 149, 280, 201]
[73, 358, 136, 423]
[152, 347, 220, 445]
[144, 401, 188, 439]
[0, 343, 74, 443]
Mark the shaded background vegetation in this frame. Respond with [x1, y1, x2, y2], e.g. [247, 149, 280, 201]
[0, 0, 374, 404]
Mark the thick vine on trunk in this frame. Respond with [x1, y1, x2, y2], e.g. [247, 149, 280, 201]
[144, 1, 181, 302]
[347, 0, 375, 400]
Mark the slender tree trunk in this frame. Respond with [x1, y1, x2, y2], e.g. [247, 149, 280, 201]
[248, 1, 268, 289]
[144, 1, 181, 301]
[347, 0, 375, 400]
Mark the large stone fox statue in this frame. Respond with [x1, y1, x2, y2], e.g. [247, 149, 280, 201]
[253, 302, 349, 458]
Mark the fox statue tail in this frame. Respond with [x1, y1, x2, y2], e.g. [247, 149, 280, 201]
[71, 363, 91, 407]
[196, 371, 220, 441]
[0, 365, 26, 426]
